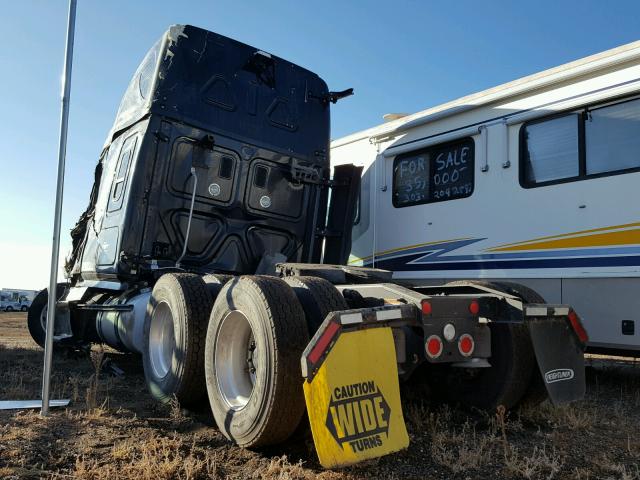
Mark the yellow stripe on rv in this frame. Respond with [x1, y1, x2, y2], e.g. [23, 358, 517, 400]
[487, 222, 640, 251]
[488, 228, 640, 252]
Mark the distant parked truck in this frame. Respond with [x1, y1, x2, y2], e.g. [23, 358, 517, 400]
[331, 40, 640, 356]
[1, 288, 37, 311]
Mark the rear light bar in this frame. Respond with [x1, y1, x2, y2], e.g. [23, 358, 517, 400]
[301, 304, 418, 381]
[524, 305, 589, 345]
[422, 298, 481, 316]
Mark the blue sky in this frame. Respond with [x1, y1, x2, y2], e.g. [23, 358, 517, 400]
[1, 0, 639, 289]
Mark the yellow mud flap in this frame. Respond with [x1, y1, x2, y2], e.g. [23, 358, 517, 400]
[301, 305, 414, 469]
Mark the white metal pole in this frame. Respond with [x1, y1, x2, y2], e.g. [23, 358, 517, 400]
[41, 0, 77, 416]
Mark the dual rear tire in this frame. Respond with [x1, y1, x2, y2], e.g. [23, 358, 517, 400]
[203, 275, 348, 447]
[143, 273, 345, 448]
[142, 273, 213, 407]
[204, 276, 311, 447]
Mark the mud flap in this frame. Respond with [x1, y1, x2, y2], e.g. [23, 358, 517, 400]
[526, 311, 586, 404]
[301, 306, 413, 469]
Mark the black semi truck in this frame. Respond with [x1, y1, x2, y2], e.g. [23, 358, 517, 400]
[27, 25, 588, 467]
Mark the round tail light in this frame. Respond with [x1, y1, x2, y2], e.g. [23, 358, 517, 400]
[469, 300, 480, 315]
[458, 333, 475, 357]
[421, 299, 432, 315]
[425, 335, 443, 358]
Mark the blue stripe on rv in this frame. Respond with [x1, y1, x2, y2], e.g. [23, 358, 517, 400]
[372, 254, 640, 271]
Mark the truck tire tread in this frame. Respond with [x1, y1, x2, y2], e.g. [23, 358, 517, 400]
[284, 275, 348, 333]
[143, 273, 213, 407]
[205, 275, 309, 447]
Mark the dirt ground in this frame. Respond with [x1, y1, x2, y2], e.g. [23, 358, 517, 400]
[1, 311, 639, 480]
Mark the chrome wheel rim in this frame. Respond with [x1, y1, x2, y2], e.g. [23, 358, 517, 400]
[149, 301, 176, 379]
[215, 310, 258, 410]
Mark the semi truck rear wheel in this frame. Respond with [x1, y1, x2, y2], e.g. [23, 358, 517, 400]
[486, 281, 548, 407]
[27, 283, 67, 349]
[202, 273, 234, 298]
[204, 276, 309, 447]
[283, 275, 348, 437]
[284, 275, 348, 333]
[431, 280, 539, 411]
[142, 273, 212, 407]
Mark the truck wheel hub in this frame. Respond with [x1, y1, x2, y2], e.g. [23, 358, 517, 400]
[215, 310, 256, 411]
[149, 301, 176, 379]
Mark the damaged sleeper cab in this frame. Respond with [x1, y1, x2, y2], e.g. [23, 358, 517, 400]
[27, 25, 588, 468]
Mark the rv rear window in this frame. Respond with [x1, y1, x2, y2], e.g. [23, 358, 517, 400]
[520, 96, 640, 187]
[392, 137, 474, 208]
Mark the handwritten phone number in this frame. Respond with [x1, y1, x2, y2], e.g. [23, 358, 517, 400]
[433, 183, 472, 199]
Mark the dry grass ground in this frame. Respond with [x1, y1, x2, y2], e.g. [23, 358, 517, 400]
[1, 311, 639, 479]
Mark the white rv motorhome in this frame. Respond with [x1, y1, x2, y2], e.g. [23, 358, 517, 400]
[331, 41, 640, 355]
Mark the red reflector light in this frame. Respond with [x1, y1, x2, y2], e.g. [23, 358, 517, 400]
[568, 310, 589, 344]
[425, 335, 443, 358]
[458, 334, 475, 357]
[421, 300, 432, 315]
[469, 300, 480, 315]
[308, 321, 340, 364]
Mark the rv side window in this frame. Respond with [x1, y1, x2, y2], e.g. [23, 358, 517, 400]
[392, 137, 474, 208]
[522, 114, 580, 186]
[521, 96, 640, 187]
[586, 98, 640, 175]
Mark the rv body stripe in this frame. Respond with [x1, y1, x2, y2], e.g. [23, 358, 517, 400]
[409, 245, 640, 264]
[347, 238, 471, 265]
[373, 255, 640, 271]
[487, 221, 640, 250]
[489, 229, 640, 252]
[354, 222, 640, 270]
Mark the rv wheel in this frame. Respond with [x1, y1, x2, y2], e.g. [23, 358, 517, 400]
[429, 280, 540, 411]
[21, 305, 28, 312]
[27, 283, 67, 349]
[142, 273, 213, 407]
[204, 276, 309, 447]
